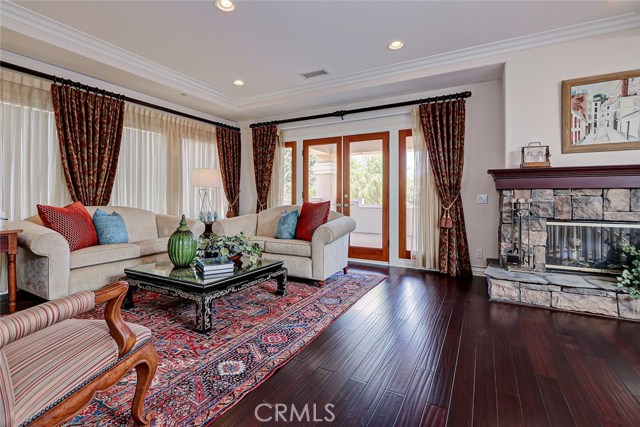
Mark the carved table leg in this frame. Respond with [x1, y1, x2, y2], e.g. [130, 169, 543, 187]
[122, 283, 135, 309]
[8, 253, 17, 314]
[194, 296, 212, 333]
[275, 269, 287, 296]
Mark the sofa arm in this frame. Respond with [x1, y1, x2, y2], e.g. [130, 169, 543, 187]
[10, 220, 71, 300]
[211, 214, 258, 237]
[11, 219, 70, 259]
[311, 216, 356, 247]
[0, 290, 95, 349]
[156, 214, 205, 238]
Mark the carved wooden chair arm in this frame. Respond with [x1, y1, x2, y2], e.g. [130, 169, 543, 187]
[94, 281, 136, 357]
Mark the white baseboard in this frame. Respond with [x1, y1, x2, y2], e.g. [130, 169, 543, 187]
[472, 266, 487, 277]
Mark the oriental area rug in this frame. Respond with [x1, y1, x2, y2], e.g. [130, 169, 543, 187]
[65, 271, 385, 426]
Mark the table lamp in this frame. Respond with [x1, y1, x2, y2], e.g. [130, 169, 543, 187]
[191, 168, 220, 222]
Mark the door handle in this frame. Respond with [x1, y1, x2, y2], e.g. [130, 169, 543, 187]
[343, 203, 349, 207]
[336, 203, 342, 208]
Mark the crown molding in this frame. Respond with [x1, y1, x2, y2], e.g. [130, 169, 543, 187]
[1, 1, 238, 109]
[238, 12, 640, 108]
[2, 2, 638, 113]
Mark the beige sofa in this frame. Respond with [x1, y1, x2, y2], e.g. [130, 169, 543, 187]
[211, 205, 356, 285]
[9, 206, 204, 300]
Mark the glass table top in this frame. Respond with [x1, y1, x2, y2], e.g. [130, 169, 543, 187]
[124, 258, 283, 287]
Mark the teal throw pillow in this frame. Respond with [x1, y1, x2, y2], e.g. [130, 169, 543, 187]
[274, 209, 299, 239]
[93, 208, 128, 245]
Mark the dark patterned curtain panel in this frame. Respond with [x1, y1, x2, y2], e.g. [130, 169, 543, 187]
[251, 124, 278, 213]
[216, 127, 242, 217]
[420, 99, 472, 277]
[51, 83, 125, 206]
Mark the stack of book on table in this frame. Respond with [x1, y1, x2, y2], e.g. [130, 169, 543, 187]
[195, 258, 235, 279]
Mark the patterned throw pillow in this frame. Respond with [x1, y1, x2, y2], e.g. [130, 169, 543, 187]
[37, 201, 99, 251]
[93, 208, 129, 245]
[274, 209, 299, 239]
[295, 201, 331, 241]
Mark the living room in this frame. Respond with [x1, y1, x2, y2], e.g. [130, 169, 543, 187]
[1, 1, 640, 426]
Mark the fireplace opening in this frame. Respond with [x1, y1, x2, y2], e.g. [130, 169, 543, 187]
[545, 221, 640, 274]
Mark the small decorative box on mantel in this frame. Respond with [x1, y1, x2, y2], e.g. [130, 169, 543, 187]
[520, 142, 550, 168]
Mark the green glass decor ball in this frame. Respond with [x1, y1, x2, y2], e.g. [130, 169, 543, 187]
[168, 215, 197, 267]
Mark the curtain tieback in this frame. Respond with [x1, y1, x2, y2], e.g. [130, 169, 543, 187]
[440, 193, 460, 229]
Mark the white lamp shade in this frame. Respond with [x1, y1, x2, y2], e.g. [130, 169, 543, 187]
[191, 168, 220, 188]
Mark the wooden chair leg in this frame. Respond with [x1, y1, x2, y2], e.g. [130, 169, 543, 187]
[343, 267, 349, 275]
[317, 281, 325, 288]
[131, 343, 158, 426]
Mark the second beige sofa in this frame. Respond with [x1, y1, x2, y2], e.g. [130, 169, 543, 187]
[211, 205, 356, 285]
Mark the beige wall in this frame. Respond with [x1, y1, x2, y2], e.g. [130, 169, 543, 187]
[503, 28, 640, 167]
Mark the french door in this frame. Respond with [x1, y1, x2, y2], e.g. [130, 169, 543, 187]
[303, 132, 389, 261]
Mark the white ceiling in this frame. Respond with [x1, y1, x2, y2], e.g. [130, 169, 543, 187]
[1, 0, 639, 122]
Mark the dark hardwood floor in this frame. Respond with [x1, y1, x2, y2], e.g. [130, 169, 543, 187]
[4, 264, 640, 426]
[213, 264, 640, 427]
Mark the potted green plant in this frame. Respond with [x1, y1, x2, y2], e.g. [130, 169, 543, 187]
[617, 244, 640, 298]
[197, 232, 263, 265]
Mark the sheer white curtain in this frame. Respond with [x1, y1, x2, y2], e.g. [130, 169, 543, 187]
[268, 129, 285, 208]
[110, 104, 220, 219]
[0, 70, 71, 221]
[411, 108, 440, 270]
[181, 136, 223, 220]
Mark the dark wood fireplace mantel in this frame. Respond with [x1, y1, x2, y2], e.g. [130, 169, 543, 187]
[487, 165, 640, 190]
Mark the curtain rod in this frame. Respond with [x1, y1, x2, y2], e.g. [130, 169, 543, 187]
[0, 61, 241, 132]
[250, 90, 472, 128]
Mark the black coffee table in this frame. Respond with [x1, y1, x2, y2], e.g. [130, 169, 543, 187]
[122, 259, 287, 333]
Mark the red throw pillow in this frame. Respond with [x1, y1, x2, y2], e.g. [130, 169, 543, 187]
[37, 201, 99, 251]
[295, 201, 331, 241]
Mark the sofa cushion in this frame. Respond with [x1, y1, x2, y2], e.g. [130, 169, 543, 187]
[37, 201, 99, 251]
[5, 319, 151, 426]
[257, 206, 298, 237]
[84, 206, 159, 243]
[136, 237, 169, 256]
[263, 237, 311, 258]
[295, 201, 330, 241]
[70, 243, 141, 269]
[93, 208, 129, 245]
[274, 209, 299, 239]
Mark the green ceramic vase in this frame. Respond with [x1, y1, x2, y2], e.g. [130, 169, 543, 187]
[168, 215, 197, 267]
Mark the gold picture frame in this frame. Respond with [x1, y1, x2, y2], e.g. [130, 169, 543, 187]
[561, 69, 640, 154]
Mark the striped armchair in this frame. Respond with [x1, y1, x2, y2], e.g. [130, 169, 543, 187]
[0, 282, 158, 427]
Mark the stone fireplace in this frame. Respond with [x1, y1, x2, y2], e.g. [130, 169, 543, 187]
[485, 165, 640, 320]
[498, 188, 640, 273]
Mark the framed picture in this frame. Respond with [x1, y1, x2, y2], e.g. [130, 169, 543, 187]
[562, 69, 640, 154]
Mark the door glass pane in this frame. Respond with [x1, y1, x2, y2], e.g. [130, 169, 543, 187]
[282, 146, 293, 205]
[349, 139, 383, 249]
[405, 136, 415, 254]
[307, 144, 338, 210]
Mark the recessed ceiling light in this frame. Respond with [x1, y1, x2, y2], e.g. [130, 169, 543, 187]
[216, 0, 235, 12]
[388, 40, 404, 50]
[233, 80, 245, 86]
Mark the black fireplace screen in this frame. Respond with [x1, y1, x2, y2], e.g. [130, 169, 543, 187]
[546, 221, 640, 273]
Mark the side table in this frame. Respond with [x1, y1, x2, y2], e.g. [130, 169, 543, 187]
[1, 229, 22, 314]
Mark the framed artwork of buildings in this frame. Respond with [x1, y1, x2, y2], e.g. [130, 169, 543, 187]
[562, 70, 640, 153]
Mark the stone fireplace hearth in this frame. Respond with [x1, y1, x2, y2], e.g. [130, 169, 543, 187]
[486, 165, 640, 320]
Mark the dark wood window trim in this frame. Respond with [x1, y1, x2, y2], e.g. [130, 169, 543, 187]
[398, 129, 412, 260]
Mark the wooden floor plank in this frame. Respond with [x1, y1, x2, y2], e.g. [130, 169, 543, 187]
[536, 375, 575, 427]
